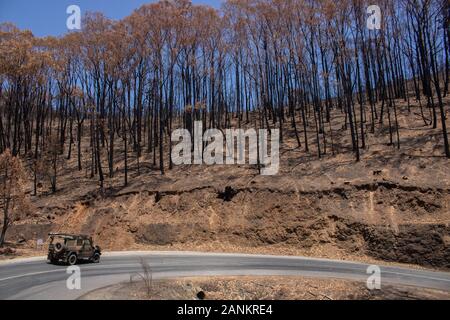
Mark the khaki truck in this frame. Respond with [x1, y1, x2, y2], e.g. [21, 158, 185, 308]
[47, 233, 101, 265]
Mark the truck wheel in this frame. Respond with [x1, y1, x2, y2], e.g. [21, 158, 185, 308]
[67, 253, 77, 266]
[92, 253, 100, 264]
[54, 242, 64, 253]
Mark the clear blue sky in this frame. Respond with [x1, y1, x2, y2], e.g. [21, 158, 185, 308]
[0, 0, 223, 37]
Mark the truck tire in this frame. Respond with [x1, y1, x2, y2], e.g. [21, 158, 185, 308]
[67, 253, 77, 266]
[92, 253, 100, 263]
[54, 242, 64, 253]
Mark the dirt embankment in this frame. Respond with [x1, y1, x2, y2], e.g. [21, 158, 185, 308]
[105, 182, 450, 269]
[6, 176, 449, 269]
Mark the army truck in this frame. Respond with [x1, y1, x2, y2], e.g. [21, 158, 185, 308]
[47, 233, 101, 265]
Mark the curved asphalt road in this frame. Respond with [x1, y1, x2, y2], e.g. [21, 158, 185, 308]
[0, 251, 449, 300]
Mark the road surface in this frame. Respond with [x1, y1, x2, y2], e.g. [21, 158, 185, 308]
[0, 251, 449, 300]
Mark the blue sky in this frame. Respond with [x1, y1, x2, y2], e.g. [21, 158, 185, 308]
[0, 0, 223, 37]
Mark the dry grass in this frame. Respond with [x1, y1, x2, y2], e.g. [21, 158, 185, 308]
[79, 276, 450, 300]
